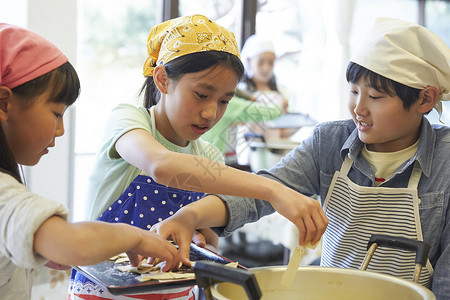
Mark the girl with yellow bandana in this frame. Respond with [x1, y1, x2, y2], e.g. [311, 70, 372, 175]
[69, 14, 327, 300]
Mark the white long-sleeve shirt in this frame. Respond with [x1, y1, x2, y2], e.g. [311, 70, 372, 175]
[0, 171, 68, 300]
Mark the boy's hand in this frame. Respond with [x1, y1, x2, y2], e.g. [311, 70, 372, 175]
[269, 185, 328, 246]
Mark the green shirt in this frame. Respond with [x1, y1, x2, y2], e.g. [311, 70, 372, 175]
[202, 96, 283, 155]
[86, 103, 223, 220]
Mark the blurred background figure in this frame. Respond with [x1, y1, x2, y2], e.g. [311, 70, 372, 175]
[201, 92, 283, 170]
[239, 34, 288, 111]
[235, 34, 294, 167]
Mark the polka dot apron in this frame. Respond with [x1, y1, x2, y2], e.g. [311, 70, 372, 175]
[97, 175, 203, 230]
[68, 107, 202, 300]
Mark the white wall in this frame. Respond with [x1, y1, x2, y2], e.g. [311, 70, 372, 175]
[1, 0, 27, 26]
[1, 0, 78, 217]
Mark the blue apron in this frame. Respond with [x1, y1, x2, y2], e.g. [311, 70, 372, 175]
[97, 175, 204, 229]
[69, 107, 203, 299]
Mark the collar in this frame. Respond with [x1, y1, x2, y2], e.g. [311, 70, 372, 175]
[340, 117, 435, 178]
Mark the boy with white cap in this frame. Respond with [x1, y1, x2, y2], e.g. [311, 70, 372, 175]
[152, 18, 450, 298]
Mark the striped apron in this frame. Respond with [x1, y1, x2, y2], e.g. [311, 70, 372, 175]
[68, 107, 201, 300]
[322, 155, 433, 287]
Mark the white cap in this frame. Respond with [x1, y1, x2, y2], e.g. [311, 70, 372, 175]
[241, 34, 275, 60]
[350, 18, 450, 116]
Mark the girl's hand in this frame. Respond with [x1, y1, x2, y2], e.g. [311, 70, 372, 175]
[191, 229, 219, 253]
[126, 229, 180, 272]
[45, 260, 71, 270]
[196, 228, 219, 249]
[150, 216, 196, 267]
[269, 184, 328, 246]
[192, 230, 206, 248]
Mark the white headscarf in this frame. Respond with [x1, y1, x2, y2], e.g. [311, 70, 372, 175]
[240, 34, 275, 78]
[350, 17, 450, 117]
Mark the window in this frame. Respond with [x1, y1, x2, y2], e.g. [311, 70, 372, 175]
[73, 0, 158, 220]
[254, 0, 424, 122]
[179, 0, 237, 20]
[178, 0, 241, 45]
[423, 0, 450, 124]
[72, 0, 450, 220]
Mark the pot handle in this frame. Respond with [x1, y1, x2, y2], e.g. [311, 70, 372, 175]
[193, 261, 262, 300]
[360, 234, 430, 283]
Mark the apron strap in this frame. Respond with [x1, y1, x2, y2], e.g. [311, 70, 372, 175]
[149, 106, 200, 156]
[407, 161, 422, 189]
[192, 139, 200, 156]
[340, 154, 353, 175]
[150, 106, 158, 137]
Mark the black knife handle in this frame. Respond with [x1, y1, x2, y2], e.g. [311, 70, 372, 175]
[194, 261, 262, 300]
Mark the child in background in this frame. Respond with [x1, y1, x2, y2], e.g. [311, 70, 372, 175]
[70, 15, 327, 299]
[0, 23, 179, 300]
[152, 18, 450, 299]
[238, 34, 288, 110]
[235, 34, 291, 166]
[201, 95, 283, 167]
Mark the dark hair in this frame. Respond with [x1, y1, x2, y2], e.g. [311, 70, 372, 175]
[0, 61, 80, 182]
[346, 62, 421, 110]
[12, 61, 80, 107]
[242, 73, 278, 93]
[139, 51, 244, 108]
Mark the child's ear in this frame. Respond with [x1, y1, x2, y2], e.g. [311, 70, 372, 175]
[0, 86, 12, 122]
[153, 65, 169, 94]
[418, 86, 439, 114]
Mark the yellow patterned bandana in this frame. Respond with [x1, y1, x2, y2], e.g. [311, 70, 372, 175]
[143, 14, 240, 77]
